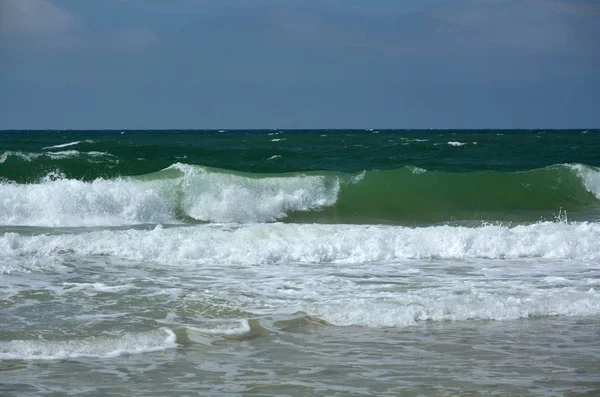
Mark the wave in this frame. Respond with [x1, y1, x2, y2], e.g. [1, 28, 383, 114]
[0, 176, 176, 227]
[0, 328, 177, 360]
[3, 222, 599, 327]
[3, 222, 600, 274]
[1, 163, 600, 227]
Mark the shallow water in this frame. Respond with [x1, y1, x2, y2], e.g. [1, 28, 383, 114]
[2, 224, 600, 395]
[2, 316, 599, 396]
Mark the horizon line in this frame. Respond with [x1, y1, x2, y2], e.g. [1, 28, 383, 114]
[1, 128, 598, 132]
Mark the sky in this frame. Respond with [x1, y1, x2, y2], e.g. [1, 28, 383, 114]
[0, 0, 598, 129]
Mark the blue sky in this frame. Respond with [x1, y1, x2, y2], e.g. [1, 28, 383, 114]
[0, 0, 598, 129]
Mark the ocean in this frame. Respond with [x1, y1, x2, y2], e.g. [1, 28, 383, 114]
[1, 129, 599, 396]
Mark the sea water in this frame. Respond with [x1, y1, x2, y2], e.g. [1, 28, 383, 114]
[1, 130, 599, 396]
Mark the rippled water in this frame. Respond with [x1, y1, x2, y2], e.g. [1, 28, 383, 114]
[2, 316, 599, 396]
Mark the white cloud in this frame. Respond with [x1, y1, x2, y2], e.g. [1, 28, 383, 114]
[0, 0, 158, 53]
[0, 0, 80, 36]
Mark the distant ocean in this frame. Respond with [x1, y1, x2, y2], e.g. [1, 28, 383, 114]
[1, 130, 600, 396]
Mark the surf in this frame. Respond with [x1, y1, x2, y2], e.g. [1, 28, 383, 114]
[0, 163, 599, 227]
[3, 222, 600, 274]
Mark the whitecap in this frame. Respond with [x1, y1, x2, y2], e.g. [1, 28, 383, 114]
[42, 140, 94, 150]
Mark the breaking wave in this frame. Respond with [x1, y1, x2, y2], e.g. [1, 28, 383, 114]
[0, 163, 599, 226]
[2, 222, 600, 272]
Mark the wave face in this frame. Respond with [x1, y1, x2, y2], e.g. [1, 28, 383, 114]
[173, 164, 339, 223]
[0, 163, 599, 227]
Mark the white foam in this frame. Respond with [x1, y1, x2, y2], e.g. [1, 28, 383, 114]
[305, 287, 600, 327]
[3, 221, 599, 329]
[187, 319, 251, 336]
[3, 222, 600, 267]
[447, 141, 467, 146]
[0, 328, 177, 360]
[409, 166, 427, 174]
[0, 151, 41, 163]
[569, 163, 600, 198]
[0, 256, 67, 275]
[351, 170, 366, 183]
[0, 164, 342, 226]
[172, 164, 339, 223]
[45, 150, 113, 160]
[0, 177, 176, 227]
[0, 149, 113, 163]
[42, 140, 94, 150]
[61, 282, 133, 293]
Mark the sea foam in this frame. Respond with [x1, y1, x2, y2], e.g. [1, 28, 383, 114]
[172, 163, 339, 223]
[570, 163, 600, 198]
[304, 287, 600, 327]
[0, 177, 176, 227]
[2, 222, 600, 269]
[42, 140, 95, 150]
[0, 328, 177, 360]
[0, 149, 112, 164]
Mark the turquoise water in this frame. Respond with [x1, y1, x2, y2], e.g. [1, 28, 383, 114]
[1, 130, 600, 395]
